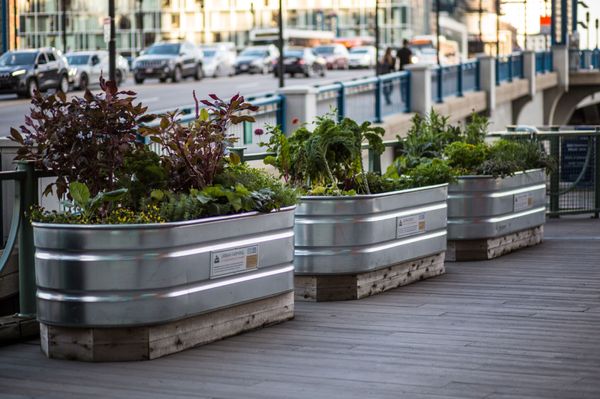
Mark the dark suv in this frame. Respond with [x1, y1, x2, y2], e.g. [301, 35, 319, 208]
[0, 48, 70, 98]
[132, 41, 203, 84]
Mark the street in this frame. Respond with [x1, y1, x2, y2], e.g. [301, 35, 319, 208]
[0, 69, 369, 136]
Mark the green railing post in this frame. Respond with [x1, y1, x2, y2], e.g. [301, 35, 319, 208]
[16, 161, 37, 317]
[549, 126, 560, 218]
[231, 147, 246, 164]
[594, 128, 600, 218]
[368, 148, 381, 174]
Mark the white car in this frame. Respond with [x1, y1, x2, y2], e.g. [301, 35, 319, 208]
[201, 43, 236, 78]
[348, 46, 376, 69]
[66, 50, 129, 90]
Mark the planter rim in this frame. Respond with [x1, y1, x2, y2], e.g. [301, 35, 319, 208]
[455, 168, 544, 180]
[299, 183, 448, 201]
[32, 205, 296, 230]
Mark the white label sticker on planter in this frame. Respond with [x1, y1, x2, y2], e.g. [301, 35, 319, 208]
[397, 213, 426, 238]
[210, 245, 259, 279]
[514, 193, 533, 212]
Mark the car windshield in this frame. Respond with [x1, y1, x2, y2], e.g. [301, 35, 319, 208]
[146, 44, 180, 55]
[350, 48, 369, 54]
[240, 49, 267, 57]
[284, 50, 303, 58]
[203, 50, 216, 57]
[66, 55, 90, 65]
[314, 47, 334, 55]
[0, 52, 37, 66]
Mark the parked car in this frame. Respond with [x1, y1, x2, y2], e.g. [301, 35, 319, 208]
[132, 41, 203, 84]
[234, 45, 279, 75]
[275, 47, 326, 78]
[348, 46, 376, 69]
[0, 47, 69, 98]
[313, 44, 349, 70]
[201, 43, 236, 77]
[66, 50, 129, 90]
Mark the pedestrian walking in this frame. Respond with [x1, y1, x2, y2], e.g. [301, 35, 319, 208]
[397, 39, 413, 70]
[379, 47, 396, 105]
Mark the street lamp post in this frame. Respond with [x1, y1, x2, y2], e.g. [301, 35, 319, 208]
[375, 0, 380, 76]
[137, 0, 144, 54]
[436, 0, 440, 65]
[108, 0, 116, 81]
[495, 0, 500, 56]
[277, 0, 284, 88]
[60, 0, 67, 52]
[586, 12, 590, 49]
[596, 18, 600, 50]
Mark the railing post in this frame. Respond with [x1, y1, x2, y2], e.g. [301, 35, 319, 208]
[549, 126, 560, 218]
[594, 128, 600, 218]
[508, 55, 513, 82]
[495, 58, 500, 86]
[368, 147, 381, 174]
[16, 161, 37, 318]
[337, 83, 346, 122]
[404, 72, 411, 112]
[475, 60, 481, 91]
[436, 67, 443, 103]
[231, 147, 246, 163]
[457, 63, 463, 97]
[276, 95, 286, 135]
[374, 77, 382, 123]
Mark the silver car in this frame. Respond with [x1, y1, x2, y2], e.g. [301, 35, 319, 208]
[201, 43, 236, 78]
[66, 51, 129, 90]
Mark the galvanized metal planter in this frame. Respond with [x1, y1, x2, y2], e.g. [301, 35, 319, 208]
[447, 169, 546, 260]
[294, 184, 448, 301]
[33, 207, 295, 361]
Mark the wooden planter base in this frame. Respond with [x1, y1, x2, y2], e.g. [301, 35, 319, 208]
[40, 291, 294, 362]
[295, 252, 445, 302]
[446, 225, 544, 261]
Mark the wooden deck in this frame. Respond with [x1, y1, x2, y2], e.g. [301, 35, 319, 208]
[0, 218, 599, 398]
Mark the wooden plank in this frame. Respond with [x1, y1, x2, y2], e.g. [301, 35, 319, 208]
[40, 291, 294, 362]
[295, 253, 445, 302]
[447, 225, 543, 261]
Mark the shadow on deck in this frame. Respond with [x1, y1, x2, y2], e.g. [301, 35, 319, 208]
[0, 217, 599, 399]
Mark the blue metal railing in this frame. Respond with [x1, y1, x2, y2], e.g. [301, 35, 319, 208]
[576, 49, 600, 70]
[496, 53, 524, 85]
[315, 71, 410, 123]
[535, 51, 554, 74]
[431, 59, 481, 102]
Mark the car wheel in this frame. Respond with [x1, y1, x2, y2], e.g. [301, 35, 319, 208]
[159, 77, 167, 83]
[134, 76, 144, 84]
[290, 72, 295, 78]
[172, 66, 182, 83]
[21, 79, 38, 98]
[79, 73, 89, 91]
[116, 70, 123, 85]
[320, 67, 326, 77]
[195, 64, 204, 80]
[57, 74, 69, 94]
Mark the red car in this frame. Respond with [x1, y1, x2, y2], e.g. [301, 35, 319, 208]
[313, 44, 349, 70]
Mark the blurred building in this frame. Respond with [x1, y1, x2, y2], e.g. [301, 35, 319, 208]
[13, 0, 436, 55]
[1, 0, 17, 53]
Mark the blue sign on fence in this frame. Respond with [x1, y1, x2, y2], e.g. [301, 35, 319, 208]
[560, 136, 593, 186]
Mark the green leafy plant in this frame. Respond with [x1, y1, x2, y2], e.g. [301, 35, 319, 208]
[473, 139, 555, 177]
[262, 115, 385, 194]
[117, 146, 168, 209]
[10, 77, 155, 197]
[64, 181, 127, 221]
[142, 93, 258, 191]
[444, 141, 490, 174]
[463, 111, 490, 145]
